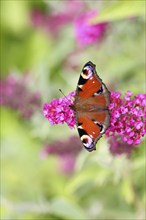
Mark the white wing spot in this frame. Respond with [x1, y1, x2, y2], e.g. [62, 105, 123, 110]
[81, 135, 93, 148]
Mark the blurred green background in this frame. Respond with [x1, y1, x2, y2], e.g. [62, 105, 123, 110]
[0, 1, 145, 220]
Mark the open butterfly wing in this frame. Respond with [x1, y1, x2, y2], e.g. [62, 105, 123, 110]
[75, 61, 110, 151]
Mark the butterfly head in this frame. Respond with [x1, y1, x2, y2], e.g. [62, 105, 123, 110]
[69, 104, 76, 111]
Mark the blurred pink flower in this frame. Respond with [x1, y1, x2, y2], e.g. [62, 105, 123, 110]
[30, 3, 108, 45]
[74, 10, 108, 46]
[31, 9, 45, 27]
[59, 155, 75, 174]
[30, 1, 84, 37]
[108, 135, 137, 157]
[0, 74, 41, 119]
[43, 90, 146, 156]
[31, 10, 70, 37]
[41, 136, 82, 174]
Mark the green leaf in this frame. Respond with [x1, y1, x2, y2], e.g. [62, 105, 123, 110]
[90, 1, 145, 24]
[50, 197, 87, 220]
[121, 178, 135, 204]
[65, 168, 98, 195]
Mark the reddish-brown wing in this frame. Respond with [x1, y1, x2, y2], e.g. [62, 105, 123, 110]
[74, 61, 110, 152]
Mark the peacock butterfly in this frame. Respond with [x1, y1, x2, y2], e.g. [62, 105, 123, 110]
[70, 61, 110, 152]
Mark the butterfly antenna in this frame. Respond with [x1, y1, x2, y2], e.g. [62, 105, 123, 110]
[59, 89, 69, 101]
[59, 89, 66, 97]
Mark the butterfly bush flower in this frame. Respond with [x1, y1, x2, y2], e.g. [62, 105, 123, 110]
[30, 1, 84, 37]
[74, 10, 108, 46]
[43, 91, 75, 129]
[30, 3, 108, 45]
[108, 135, 136, 157]
[106, 91, 146, 146]
[0, 74, 41, 119]
[41, 136, 82, 174]
[31, 9, 70, 37]
[43, 90, 146, 155]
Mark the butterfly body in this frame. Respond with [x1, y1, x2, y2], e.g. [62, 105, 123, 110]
[71, 61, 110, 152]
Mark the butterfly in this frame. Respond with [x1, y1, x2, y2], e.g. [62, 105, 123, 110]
[70, 61, 110, 152]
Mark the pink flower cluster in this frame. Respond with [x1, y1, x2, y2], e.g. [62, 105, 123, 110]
[31, 1, 84, 38]
[43, 90, 146, 155]
[74, 10, 108, 46]
[108, 136, 136, 157]
[106, 91, 146, 146]
[43, 91, 75, 129]
[0, 74, 41, 119]
[31, 3, 108, 46]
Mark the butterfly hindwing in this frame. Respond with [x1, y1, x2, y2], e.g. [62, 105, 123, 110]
[77, 113, 108, 151]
